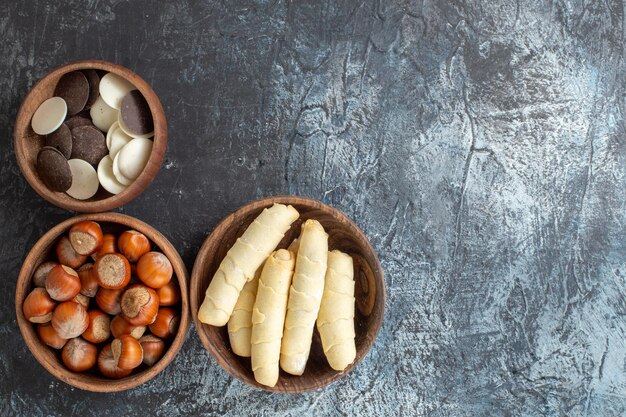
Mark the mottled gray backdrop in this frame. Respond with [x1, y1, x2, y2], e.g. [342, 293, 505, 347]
[1, 0, 626, 416]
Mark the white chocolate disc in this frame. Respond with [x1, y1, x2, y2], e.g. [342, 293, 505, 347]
[99, 73, 136, 110]
[109, 128, 133, 160]
[90, 96, 118, 132]
[117, 137, 153, 180]
[112, 152, 133, 186]
[31, 97, 67, 135]
[118, 112, 154, 139]
[106, 121, 120, 150]
[97, 156, 127, 195]
[67, 159, 99, 200]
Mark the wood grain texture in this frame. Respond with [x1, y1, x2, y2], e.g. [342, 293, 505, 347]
[15, 212, 190, 392]
[190, 196, 385, 392]
[14, 60, 167, 212]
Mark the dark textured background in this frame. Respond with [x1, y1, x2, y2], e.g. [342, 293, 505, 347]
[1, 0, 626, 416]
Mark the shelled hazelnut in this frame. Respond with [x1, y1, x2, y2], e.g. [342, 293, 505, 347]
[95, 287, 124, 315]
[82, 310, 111, 343]
[156, 281, 180, 306]
[149, 308, 179, 339]
[111, 335, 143, 370]
[118, 230, 150, 262]
[94, 253, 131, 289]
[23, 288, 56, 323]
[110, 315, 146, 339]
[139, 335, 165, 366]
[120, 284, 159, 326]
[51, 301, 89, 339]
[136, 252, 172, 288]
[45, 265, 81, 301]
[97, 344, 132, 379]
[62, 338, 97, 372]
[69, 221, 103, 256]
[56, 236, 87, 269]
[37, 323, 67, 349]
[77, 263, 98, 297]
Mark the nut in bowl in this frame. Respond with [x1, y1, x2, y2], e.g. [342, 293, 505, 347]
[190, 196, 385, 393]
[14, 60, 167, 212]
[16, 213, 189, 392]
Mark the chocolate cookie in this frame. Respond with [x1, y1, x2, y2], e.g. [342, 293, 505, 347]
[81, 69, 100, 109]
[54, 71, 89, 116]
[119, 90, 153, 135]
[45, 123, 72, 158]
[37, 146, 72, 192]
[70, 125, 108, 165]
[65, 115, 93, 130]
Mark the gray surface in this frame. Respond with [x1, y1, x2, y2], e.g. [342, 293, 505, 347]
[1, 0, 625, 416]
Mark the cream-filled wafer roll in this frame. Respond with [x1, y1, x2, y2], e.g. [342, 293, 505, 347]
[199, 203, 299, 326]
[227, 268, 260, 357]
[280, 220, 328, 375]
[251, 250, 295, 386]
[317, 250, 356, 371]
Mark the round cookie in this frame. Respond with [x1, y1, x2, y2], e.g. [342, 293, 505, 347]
[117, 137, 153, 180]
[112, 153, 133, 186]
[81, 69, 100, 109]
[106, 121, 120, 150]
[45, 123, 72, 158]
[90, 95, 118, 132]
[67, 159, 99, 200]
[65, 115, 93, 130]
[37, 146, 72, 192]
[54, 71, 89, 115]
[108, 128, 132, 159]
[70, 125, 108, 165]
[31, 97, 67, 135]
[118, 114, 153, 139]
[119, 90, 154, 136]
[97, 156, 127, 195]
[99, 73, 135, 110]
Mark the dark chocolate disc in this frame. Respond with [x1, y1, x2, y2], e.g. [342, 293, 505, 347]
[70, 125, 108, 165]
[119, 90, 153, 135]
[65, 115, 93, 130]
[45, 123, 72, 158]
[54, 71, 89, 116]
[81, 69, 100, 110]
[37, 146, 72, 192]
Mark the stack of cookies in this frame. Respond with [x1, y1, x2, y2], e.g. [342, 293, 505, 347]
[33, 71, 155, 200]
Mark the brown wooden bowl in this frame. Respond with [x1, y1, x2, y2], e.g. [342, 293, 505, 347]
[13, 60, 167, 212]
[190, 196, 385, 393]
[15, 213, 190, 392]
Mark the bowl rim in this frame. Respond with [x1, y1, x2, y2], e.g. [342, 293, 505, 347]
[190, 195, 386, 393]
[13, 59, 167, 213]
[15, 212, 190, 392]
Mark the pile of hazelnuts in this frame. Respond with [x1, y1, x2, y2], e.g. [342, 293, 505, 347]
[22, 221, 181, 378]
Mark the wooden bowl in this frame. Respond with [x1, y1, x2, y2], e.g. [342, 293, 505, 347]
[15, 213, 190, 392]
[13, 60, 167, 212]
[190, 196, 385, 392]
